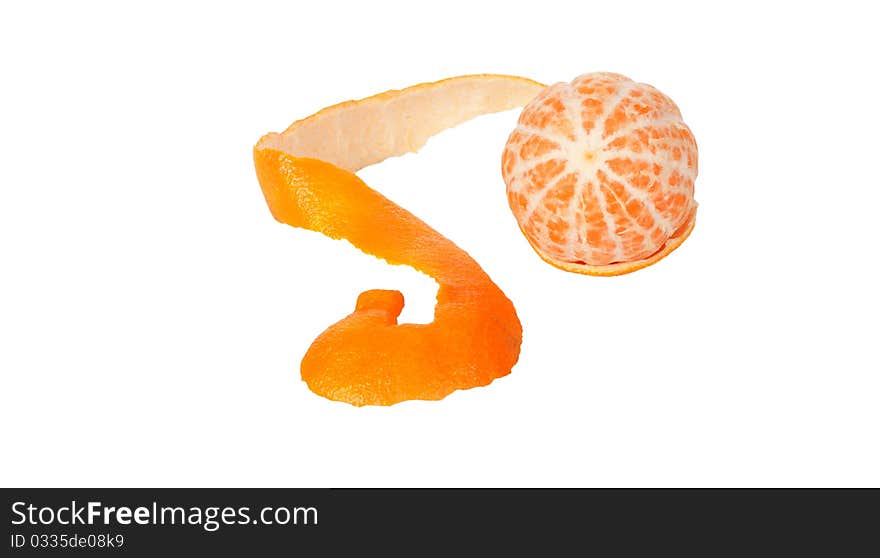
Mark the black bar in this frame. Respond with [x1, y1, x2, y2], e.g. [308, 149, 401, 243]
[3, 489, 877, 555]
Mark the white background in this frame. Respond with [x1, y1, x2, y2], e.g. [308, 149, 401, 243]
[2, 1, 878, 487]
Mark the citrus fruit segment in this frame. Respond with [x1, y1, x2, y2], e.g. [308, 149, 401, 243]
[502, 72, 699, 276]
[254, 75, 544, 406]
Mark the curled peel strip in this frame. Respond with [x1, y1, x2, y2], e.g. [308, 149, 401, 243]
[254, 75, 545, 406]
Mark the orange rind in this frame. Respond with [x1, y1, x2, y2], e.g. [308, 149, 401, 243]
[254, 75, 544, 406]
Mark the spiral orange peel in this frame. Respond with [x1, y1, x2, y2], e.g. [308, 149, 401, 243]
[254, 75, 544, 406]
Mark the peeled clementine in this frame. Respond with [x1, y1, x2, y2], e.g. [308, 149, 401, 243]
[502, 72, 698, 275]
